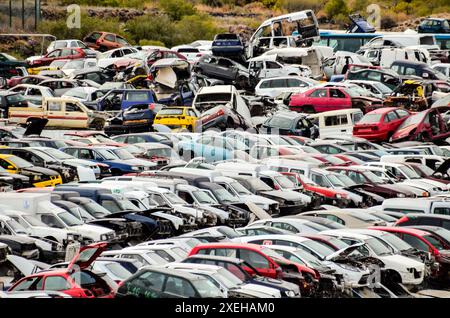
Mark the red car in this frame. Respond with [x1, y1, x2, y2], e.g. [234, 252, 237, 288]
[30, 48, 87, 67]
[391, 107, 450, 143]
[289, 87, 382, 114]
[145, 49, 187, 67]
[369, 226, 450, 278]
[281, 171, 351, 208]
[188, 242, 319, 294]
[353, 107, 411, 142]
[8, 242, 116, 298]
[7, 75, 50, 88]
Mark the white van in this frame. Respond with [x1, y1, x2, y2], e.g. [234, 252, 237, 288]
[362, 47, 429, 68]
[308, 109, 363, 138]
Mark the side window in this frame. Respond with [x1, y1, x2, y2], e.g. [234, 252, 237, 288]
[78, 149, 94, 160]
[401, 234, 430, 252]
[12, 276, 43, 291]
[178, 191, 194, 204]
[39, 214, 64, 229]
[134, 271, 165, 292]
[417, 217, 441, 226]
[309, 89, 327, 98]
[324, 214, 345, 225]
[311, 173, 328, 187]
[260, 177, 276, 189]
[164, 276, 196, 297]
[44, 276, 71, 291]
[272, 222, 299, 233]
[329, 89, 346, 98]
[105, 34, 115, 42]
[66, 103, 82, 112]
[0, 159, 11, 169]
[48, 101, 62, 111]
[238, 249, 270, 269]
[265, 61, 281, 69]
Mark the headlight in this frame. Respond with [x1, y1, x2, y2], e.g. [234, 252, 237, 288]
[336, 194, 342, 199]
[285, 290, 296, 297]
[131, 166, 140, 171]
[100, 234, 108, 241]
[422, 191, 430, 197]
[33, 175, 42, 181]
[397, 193, 406, 198]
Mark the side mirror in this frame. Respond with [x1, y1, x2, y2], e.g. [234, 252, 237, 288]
[7, 166, 14, 170]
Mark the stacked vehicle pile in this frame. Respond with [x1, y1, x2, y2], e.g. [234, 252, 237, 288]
[0, 10, 450, 298]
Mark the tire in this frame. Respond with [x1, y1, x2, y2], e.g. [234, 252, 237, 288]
[92, 119, 105, 131]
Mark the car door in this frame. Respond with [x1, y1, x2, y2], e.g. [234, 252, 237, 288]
[264, 61, 284, 78]
[307, 88, 328, 112]
[328, 88, 350, 111]
[42, 275, 74, 296]
[64, 101, 88, 128]
[46, 100, 65, 127]
[43, 49, 61, 64]
[162, 275, 197, 298]
[383, 110, 401, 135]
[238, 248, 277, 278]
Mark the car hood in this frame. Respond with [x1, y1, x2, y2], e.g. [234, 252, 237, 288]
[379, 254, 424, 270]
[21, 166, 60, 176]
[6, 255, 41, 276]
[260, 190, 305, 201]
[63, 159, 99, 169]
[240, 194, 278, 205]
[325, 243, 364, 261]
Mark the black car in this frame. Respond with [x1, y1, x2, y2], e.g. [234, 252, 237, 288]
[261, 112, 319, 138]
[183, 255, 301, 298]
[0, 235, 39, 260]
[391, 60, 449, 81]
[0, 147, 75, 182]
[346, 68, 402, 90]
[115, 266, 224, 298]
[0, 53, 28, 79]
[0, 91, 28, 118]
[193, 55, 249, 89]
[211, 33, 245, 59]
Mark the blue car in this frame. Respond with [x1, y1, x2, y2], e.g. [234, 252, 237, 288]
[97, 89, 157, 111]
[177, 135, 248, 162]
[211, 33, 245, 58]
[418, 18, 450, 34]
[61, 146, 147, 176]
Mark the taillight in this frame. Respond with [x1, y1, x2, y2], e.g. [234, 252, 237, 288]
[196, 53, 202, 57]
[149, 103, 155, 111]
[147, 74, 154, 81]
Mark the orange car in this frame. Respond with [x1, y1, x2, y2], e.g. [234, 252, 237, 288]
[83, 31, 130, 52]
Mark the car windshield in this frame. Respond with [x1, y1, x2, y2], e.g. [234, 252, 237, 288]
[289, 248, 323, 267]
[359, 113, 382, 124]
[191, 278, 224, 297]
[301, 240, 336, 259]
[212, 188, 240, 204]
[196, 93, 232, 104]
[229, 181, 252, 195]
[373, 82, 393, 94]
[334, 174, 357, 186]
[215, 267, 243, 287]
[431, 228, 450, 245]
[380, 233, 413, 252]
[192, 190, 218, 204]
[363, 171, 384, 183]
[398, 112, 426, 129]
[326, 237, 349, 250]
[326, 174, 347, 187]
[63, 60, 85, 69]
[365, 237, 392, 256]
[112, 149, 135, 160]
[64, 89, 89, 100]
[217, 227, 241, 238]
[103, 262, 132, 280]
[411, 164, 434, 176]
[96, 149, 117, 160]
[57, 211, 83, 226]
[244, 178, 272, 191]
[424, 235, 445, 250]
[5, 94, 25, 103]
[81, 202, 111, 218]
[266, 116, 293, 130]
[399, 165, 421, 179]
[158, 108, 184, 115]
[164, 192, 187, 205]
[6, 219, 27, 234]
[305, 222, 330, 232]
[21, 214, 47, 227]
[274, 176, 296, 189]
[6, 155, 33, 168]
[43, 148, 75, 160]
[430, 146, 445, 157]
[29, 149, 58, 163]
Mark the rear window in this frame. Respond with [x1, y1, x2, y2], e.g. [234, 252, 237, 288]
[158, 108, 184, 116]
[125, 91, 150, 101]
[358, 113, 382, 124]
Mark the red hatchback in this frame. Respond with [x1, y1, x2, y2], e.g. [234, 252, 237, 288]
[353, 107, 411, 142]
[8, 243, 116, 298]
[30, 48, 87, 67]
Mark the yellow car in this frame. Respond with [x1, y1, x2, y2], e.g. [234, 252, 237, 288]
[0, 154, 62, 187]
[154, 107, 200, 132]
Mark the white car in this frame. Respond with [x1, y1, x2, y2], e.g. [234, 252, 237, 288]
[126, 245, 187, 262]
[248, 55, 303, 79]
[171, 45, 208, 64]
[255, 76, 318, 98]
[432, 63, 450, 78]
[46, 39, 90, 54]
[96, 47, 140, 68]
[247, 218, 329, 234]
[323, 51, 372, 79]
[0, 208, 75, 244]
[61, 58, 97, 77]
[8, 84, 55, 106]
[321, 230, 425, 286]
[345, 80, 393, 99]
[91, 259, 133, 282]
[101, 248, 169, 268]
[136, 237, 202, 254]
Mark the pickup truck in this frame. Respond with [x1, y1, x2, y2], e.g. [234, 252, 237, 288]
[8, 97, 108, 130]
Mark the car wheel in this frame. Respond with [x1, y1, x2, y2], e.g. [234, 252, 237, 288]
[92, 119, 105, 131]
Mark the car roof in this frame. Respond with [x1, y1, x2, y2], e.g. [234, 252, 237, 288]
[138, 266, 205, 280]
[365, 107, 399, 114]
[371, 226, 431, 236]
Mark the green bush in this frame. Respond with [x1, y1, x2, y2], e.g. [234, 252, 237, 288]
[172, 14, 224, 46]
[282, 0, 325, 12]
[160, 0, 197, 21]
[125, 15, 175, 47]
[59, 0, 145, 7]
[38, 13, 125, 42]
[324, 0, 349, 19]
